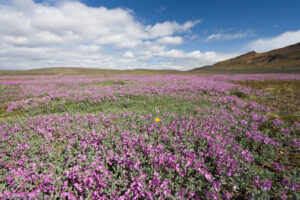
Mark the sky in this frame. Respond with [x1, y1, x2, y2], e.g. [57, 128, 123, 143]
[0, 0, 300, 70]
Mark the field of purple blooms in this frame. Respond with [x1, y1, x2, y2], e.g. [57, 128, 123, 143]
[0, 74, 299, 199]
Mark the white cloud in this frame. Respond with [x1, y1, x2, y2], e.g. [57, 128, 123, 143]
[156, 36, 183, 45]
[145, 20, 200, 38]
[206, 32, 250, 41]
[0, 0, 233, 70]
[78, 45, 100, 52]
[248, 29, 300, 52]
[190, 35, 198, 40]
[123, 51, 134, 58]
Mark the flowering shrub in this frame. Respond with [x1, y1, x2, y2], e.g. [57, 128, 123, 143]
[0, 74, 299, 199]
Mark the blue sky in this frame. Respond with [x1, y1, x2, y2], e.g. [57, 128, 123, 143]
[78, 0, 300, 51]
[0, 0, 300, 70]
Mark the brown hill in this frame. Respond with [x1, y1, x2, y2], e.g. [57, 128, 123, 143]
[191, 42, 300, 73]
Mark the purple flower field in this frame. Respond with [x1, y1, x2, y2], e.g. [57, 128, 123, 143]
[0, 74, 299, 199]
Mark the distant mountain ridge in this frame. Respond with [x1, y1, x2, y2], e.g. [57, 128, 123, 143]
[191, 42, 300, 73]
[0, 67, 183, 76]
[1, 43, 300, 75]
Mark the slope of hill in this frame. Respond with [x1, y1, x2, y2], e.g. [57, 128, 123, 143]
[191, 42, 300, 73]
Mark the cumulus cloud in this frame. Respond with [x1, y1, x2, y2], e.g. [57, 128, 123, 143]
[156, 36, 183, 45]
[123, 51, 134, 58]
[248, 29, 300, 52]
[145, 20, 200, 39]
[0, 0, 234, 70]
[206, 31, 250, 41]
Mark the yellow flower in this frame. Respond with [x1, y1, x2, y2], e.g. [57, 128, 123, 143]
[50, 107, 54, 110]
[155, 117, 160, 122]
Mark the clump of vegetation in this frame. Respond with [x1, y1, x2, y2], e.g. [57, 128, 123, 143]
[230, 88, 248, 99]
